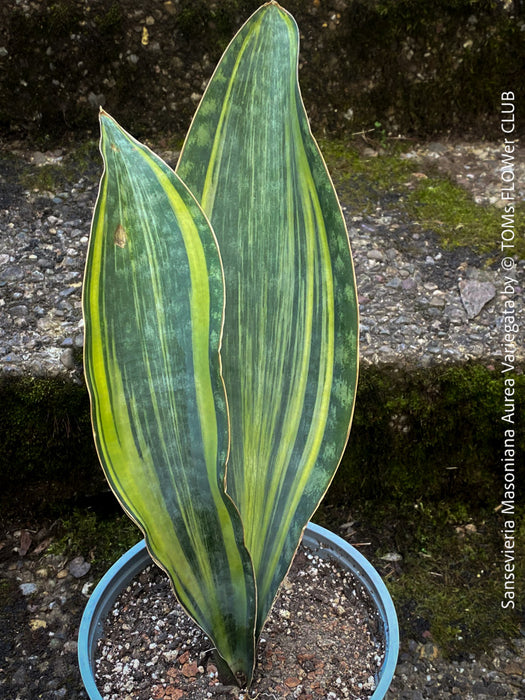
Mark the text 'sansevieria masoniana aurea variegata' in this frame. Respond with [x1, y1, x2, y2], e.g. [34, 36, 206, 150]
[83, 1, 359, 686]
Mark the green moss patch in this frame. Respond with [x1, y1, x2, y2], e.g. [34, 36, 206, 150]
[1, 0, 522, 141]
[0, 375, 103, 519]
[320, 139, 415, 215]
[2, 364, 523, 514]
[406, 179, 525, 259]
[19, 140, 100, 193]
[332, 363, 524, 504]
[382, 500, 525, 657]
[49, 509, 141, 575]
[315, 362, 525, 658]
[321, 139, 525, 259]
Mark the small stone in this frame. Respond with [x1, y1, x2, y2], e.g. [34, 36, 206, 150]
[501, 660, 523, 676]
[380, 552, 403, 562]
[59, 285, 79, 297]
[165, 689, 183, 700]
[181, 661, 198, 677]
[367, 249, 385, 261]
[0, 265, 24, 282]
[69, 556, 91, 578]
[429, 292, 446, 307]
[419, 642, 440, 660]
[82, 582, 94, 597]
[402, 278, 417, 291]
[11, 666, 26, 685]
[19, 582, 37, 596]
[458, 279, 496, 319]
[445, 304, 467, 323]
[29, 618, 47, 630]
[9, 304, 28, 317]
[427, 142, 448, 154]
[31, 151, 49, 166]
[60, 348, 76, 370]
[178, 650, 190, 664]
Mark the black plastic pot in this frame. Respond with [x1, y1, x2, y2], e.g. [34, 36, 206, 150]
[78, 522, 399, 699]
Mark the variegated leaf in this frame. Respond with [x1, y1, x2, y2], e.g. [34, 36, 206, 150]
[83, 112, 256, 684]
[177, 2, 359, 635]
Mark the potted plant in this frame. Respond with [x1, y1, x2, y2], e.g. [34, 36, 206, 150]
[79, 2, 399, 697]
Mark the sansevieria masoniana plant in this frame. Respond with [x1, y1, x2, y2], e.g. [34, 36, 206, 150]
[83, 1, 358, 688]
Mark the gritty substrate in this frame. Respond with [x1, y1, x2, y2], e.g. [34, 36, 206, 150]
[95, 543, 385, 699]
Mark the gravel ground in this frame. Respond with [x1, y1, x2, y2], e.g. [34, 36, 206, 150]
[0, 137, 524, 698]
[1, 524, 524, 699]
[1, 138, 523, 376]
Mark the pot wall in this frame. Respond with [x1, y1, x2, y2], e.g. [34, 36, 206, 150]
[78, 522, 399, 699]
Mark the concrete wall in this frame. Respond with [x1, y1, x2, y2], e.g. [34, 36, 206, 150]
[0, 0, 523, 142]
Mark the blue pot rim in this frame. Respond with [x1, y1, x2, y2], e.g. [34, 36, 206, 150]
[78, 522, 399, 699]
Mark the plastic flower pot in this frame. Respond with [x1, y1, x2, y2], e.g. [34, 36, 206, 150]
[78, 522, 399, 699]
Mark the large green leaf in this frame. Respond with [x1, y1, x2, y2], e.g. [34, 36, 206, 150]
[177, 2, 359, 635]
[83, 112, 256, 684]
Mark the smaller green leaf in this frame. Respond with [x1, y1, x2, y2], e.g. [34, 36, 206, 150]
[83, 112, 257, 684]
